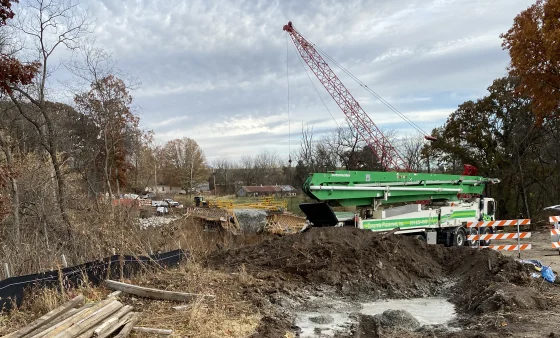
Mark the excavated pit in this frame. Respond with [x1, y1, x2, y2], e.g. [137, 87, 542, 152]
[207, 227, 556, 336]
[295, 296, 457, 337]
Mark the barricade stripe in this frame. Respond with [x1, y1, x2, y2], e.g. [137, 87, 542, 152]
[480, 244, 532, 251]
[466, 219, 525, 228]
[552, 242, 560, 248]
[550, 216, 560, 223]
[551, 229, 560, 236]
[467, 232, 531, 241]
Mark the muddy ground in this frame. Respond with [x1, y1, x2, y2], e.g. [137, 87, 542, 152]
[206, 226, 560, 337]
[3, 220, 560, 337]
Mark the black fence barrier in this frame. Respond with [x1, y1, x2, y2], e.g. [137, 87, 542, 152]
[0, 249, 188, 311]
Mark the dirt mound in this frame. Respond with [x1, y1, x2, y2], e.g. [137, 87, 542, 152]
[347, 310, 421, 338]
[372, 309, 421, 330]
[209, 227, 449, 298]
[208, 227, 554, 314]
[468, 283, 546, 313]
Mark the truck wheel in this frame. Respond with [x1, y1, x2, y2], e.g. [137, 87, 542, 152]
[453, 228, 467, 247]
[479, 227, 492, 247]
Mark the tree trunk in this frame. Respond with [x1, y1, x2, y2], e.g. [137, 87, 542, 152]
[46, 145, 72, 232]
[103, 129, 113, 199]
[36, 78, 72, 233]
[189, 160, 193, 197]
[115, 166, 120, 197]
[516, 153, 531, 219]
[0, 134, 20, 244]
[37, 49, 72, 231]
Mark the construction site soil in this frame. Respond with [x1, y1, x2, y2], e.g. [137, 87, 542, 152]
[3, 221, 560, 337]
[208, 227, 560, 337]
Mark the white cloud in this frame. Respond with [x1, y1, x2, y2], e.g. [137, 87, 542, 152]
[69, 0, 534, 161]
[149, 116, 190, 128]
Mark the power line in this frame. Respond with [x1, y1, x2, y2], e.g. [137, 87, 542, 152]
[285, 33, 292, 165]
[312, 43, 430, 137]
[291, 42, 342, 130]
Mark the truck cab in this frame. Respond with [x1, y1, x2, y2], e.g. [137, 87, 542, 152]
[481, 198, 496, 221]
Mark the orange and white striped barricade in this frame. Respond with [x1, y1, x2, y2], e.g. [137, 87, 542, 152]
[550, 216, 560, 254]
[467, 219, 531, 258]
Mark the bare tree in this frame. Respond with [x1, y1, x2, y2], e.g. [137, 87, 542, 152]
[326, 126, 361, 170]
[239, 155, 255, 186]
[7, 0, 88, 230]
[253, 150, 282, 184]
[212, 159, 233, 194]
[298, 124, 316, 171]
[401, 135, 425, 172]
[158, 138, 208, 194]
[74, 74, 139, 202]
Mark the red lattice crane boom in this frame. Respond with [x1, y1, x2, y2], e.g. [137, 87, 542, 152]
[283, 21, 409, 171]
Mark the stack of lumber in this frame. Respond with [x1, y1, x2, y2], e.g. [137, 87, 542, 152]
[4, 292, 139, 338]
[4, 280, 195, 337]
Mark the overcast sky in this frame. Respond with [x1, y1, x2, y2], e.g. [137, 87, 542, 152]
[72, 0, 532, 163]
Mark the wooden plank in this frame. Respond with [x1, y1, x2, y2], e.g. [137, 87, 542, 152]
[92, 317, 118, 337]
[3, 263, 10, 278]
[132, 327, 173, 335]
[4, 295, 85, 338]
[95, 311, 135, 338]
[31, 298, 117, 338]
[25, 307, 82, 338]
[113, 313, 140, 338]
[91, 305, 133, 338]
[105, 279, 214, 302]
[52, 300, 123, 338]
[107, 291, 122, 298]
[172, 304, 191, 311]
[111, 304, 133, 319]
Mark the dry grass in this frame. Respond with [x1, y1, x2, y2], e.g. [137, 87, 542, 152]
[0, 260, 265, 337]
[128, 260, 262, 337]
[0, 206, 234, 279]
[0, 208, 284, 337]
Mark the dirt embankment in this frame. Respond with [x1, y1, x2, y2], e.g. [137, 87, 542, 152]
[208, 227, 557, 336]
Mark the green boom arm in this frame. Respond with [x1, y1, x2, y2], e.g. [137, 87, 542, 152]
[302, 170, 499, 207]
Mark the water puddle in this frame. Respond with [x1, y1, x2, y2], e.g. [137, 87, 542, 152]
[295, 297, 456, 337]
[361, 298, 456, 325]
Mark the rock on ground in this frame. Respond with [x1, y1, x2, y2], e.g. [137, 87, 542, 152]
[309, 314, 334, 324]
[234, 209, 268, 233]
[373, 309, 420, 330]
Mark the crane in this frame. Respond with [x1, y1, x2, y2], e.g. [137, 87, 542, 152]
[283, 21, 409, 171]
[284, 22, 501, 247]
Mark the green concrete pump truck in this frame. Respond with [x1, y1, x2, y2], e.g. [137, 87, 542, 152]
[300, 170, 500, 247]
[284, 20, 500, 246]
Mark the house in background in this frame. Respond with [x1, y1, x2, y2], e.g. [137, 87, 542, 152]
[194, 182, 210, 193]
[236, 185, 297, 198]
